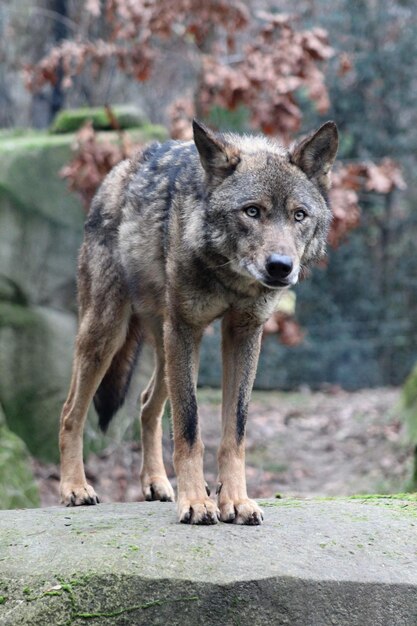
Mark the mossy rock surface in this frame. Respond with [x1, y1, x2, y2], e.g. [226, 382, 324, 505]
[0, 301, 153, 463]
[0, 127, 167, 307]
[402, 362, 417, 440]
[1, 498, 417, 625]
[0, 127, 159, 462]
[50, 105, 147, 133]
[0, 403, 39, 510]
[0, 304, 75, 462]
[0, 134, 85, 229]
[0, 134, 84, 461]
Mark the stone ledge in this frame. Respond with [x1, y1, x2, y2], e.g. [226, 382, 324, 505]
[0, 497, 416, 625]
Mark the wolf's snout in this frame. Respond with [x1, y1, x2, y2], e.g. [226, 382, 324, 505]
[265, 254, 293, 281]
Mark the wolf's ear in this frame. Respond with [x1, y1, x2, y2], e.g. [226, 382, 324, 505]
[193, 119, 240, 178]
[290, 121, 338, 192]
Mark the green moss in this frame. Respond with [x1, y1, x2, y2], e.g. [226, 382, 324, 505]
[0, 126, 166, 155]
[0, 276, 29, 305]
[0, 132, 75, 153]
[0, 595, 6, 604]
[401, 363, 417, 440]
[189, 545, 212, 557]
[50, 105, 147, 134]
[73, 596, 199, 620]
[127, 545, 139, 552]
[0, 302, 41, 330]
[0, 136, 85, 230]
[0, 421, 40, 510]
[14, 575, 199, 625]
[259, 494, 417, 517]
[0, 126, 166, 231]
[347, 493, 417, 502]
[3, 389, 60, 462]
[259, 497, 304, 508]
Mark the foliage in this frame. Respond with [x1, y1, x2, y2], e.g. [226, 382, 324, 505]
[195, 11, 333, 139]
[24, 2, 333, 140]
[328, 159, 405, 248]
[26, 2, 403, 239]
[59, 120, 132, 208]
[24, 1, 250, 92]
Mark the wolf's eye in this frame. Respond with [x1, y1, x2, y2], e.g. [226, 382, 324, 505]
[244, 206, 260, 219]
[294, 209, 307, 222]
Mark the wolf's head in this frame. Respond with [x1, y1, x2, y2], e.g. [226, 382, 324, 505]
[193, 119, 338, 290]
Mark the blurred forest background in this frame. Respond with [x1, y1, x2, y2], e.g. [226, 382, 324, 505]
[1, 0, 417, 508]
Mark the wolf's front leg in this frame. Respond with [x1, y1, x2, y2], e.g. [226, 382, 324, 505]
[165, 317, 219, 524]
[217, 310, 264, 525]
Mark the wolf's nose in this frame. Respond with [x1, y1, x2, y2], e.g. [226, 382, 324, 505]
[265, 254, 293, 280]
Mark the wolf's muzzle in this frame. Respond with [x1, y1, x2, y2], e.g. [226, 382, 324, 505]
[265, 254, 293, 283]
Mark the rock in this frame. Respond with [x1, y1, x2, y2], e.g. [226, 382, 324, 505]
[51, 105, 147, 133]
[0, 135, 85, 308]
[0, 497, 416, 625]
[0, 403, 40, 510]
[0, 129, 167, 308]
[0, 129, 161, 463]
[0, 300, 153, 462]
[0, 303, 77, 462]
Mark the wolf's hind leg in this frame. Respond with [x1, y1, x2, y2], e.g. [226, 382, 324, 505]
[139, 319, 175, 502]
[59, 306, 129, 506]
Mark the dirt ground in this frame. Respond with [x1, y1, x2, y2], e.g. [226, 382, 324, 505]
[33, 387, 414, 507]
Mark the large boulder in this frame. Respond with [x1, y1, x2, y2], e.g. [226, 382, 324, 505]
[0, 497, 416, 625]
[0, 123, 163, 463]
[0, 300, 77, 462]
[0, 402, 39, 509]
[0, 132, 85, 462]
[0, 127, 168, 309]
[0, 297, 153, 463]
[0, 136, 85, 309]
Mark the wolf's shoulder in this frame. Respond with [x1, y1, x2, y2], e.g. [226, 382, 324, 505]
[129, 139, 199, 177]
[122, 138, 204, 210]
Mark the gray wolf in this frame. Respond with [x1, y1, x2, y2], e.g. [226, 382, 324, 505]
[59, 119, 338, 524]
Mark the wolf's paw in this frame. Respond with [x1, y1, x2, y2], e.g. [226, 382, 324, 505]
[60, 482, 100, 507]
[178, 497, 220, 525]
[142, 475, 175, 502]
[219, 498, 264, 525]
